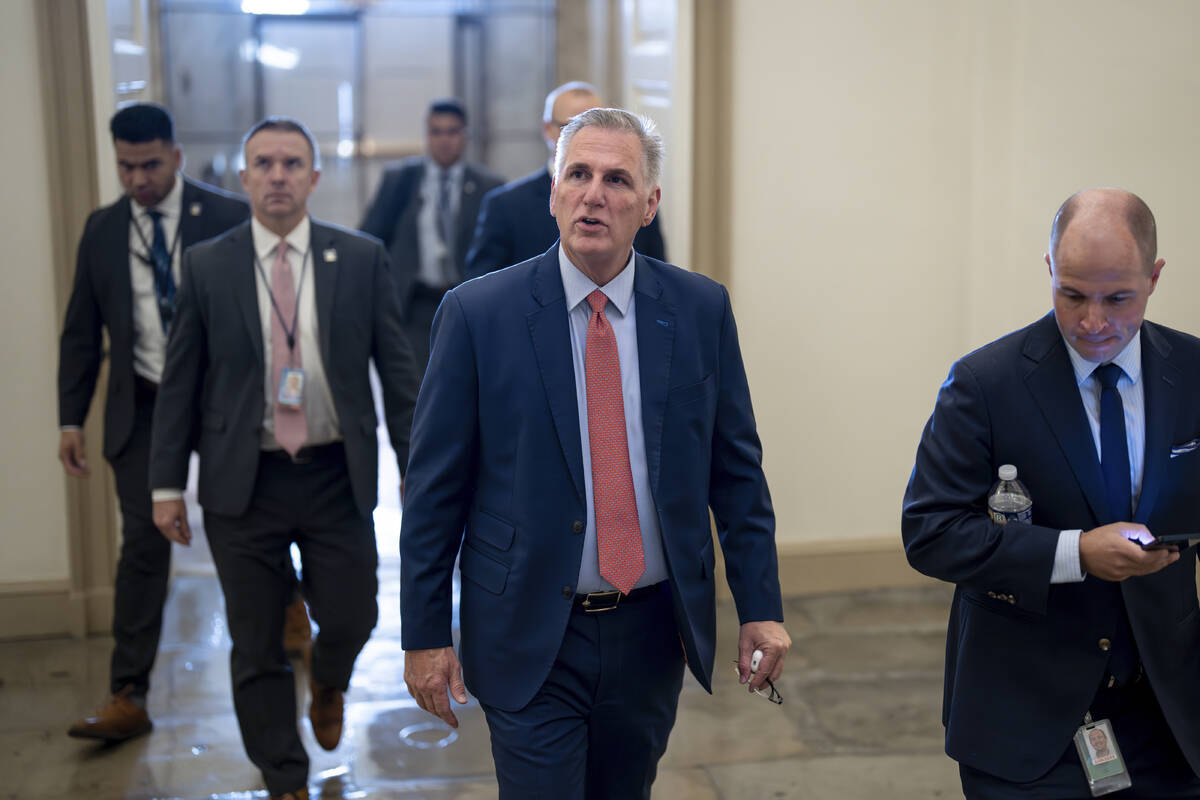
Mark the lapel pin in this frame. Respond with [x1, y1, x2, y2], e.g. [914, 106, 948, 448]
[323, 248, 338, 262]
[189, 202, 202, 216]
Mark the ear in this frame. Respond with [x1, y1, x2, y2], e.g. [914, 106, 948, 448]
[549, 175, 558, 216]
[170, 145, 183, 171]
[1044, 252, 1052, 277]
[642, 186, 661, 227]
[239, 169, 248, 192]
[1148, 258, 1165, 295]
[310, 169, 321, 191]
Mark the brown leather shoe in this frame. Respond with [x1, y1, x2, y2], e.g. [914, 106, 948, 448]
[67, 687, 152, 742]
[269, 789, 308, 800]
[308, 678, 344, 751]
[283, 596, 312, 661]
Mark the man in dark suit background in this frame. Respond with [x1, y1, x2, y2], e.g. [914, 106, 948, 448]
[359, 98, 503, 375]
[464, 81, 666, 281]
[903, 188, 1200, 797]
[401, 107, 789, 799]
[150, 117, 418, 800]
[58, 103, 248, 742]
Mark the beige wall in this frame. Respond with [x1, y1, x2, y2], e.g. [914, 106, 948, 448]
[727, 0, 1200, 547]
[0, 1, 72, 585]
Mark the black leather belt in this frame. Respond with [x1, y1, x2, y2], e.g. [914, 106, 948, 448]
[134, 375, 159, 395]
[263, 442, 343, 465]
[574, 582, 664, 613]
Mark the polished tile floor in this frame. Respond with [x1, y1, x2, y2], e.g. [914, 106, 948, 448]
[0, 540, 962, 800]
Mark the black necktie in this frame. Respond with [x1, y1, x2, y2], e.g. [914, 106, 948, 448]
[437, 169, 456, 284]
[146, 209, 176, 333]
[1095, 363, 1132, 522]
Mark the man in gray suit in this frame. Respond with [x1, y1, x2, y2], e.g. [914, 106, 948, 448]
[149, 117, 418, 800]
[359, 98, 503, 375]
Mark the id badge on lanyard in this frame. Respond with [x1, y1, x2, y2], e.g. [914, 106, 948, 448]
[1074, 713, 1132, 796]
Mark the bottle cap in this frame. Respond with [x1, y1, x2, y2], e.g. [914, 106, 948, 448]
[998, 464, 1017, 481]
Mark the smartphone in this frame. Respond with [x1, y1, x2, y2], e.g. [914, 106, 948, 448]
[1141, 533, 1200, 550]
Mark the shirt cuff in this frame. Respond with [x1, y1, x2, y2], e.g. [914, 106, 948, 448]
[151, 489, 184, 503]
[60, 425, 82, 432]
[1050, 529, 1085, 583]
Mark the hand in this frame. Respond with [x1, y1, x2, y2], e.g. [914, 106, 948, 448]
[1079, 522, 1179, 581]
[153, 499, 192, 546]
[58, 430, 89, 477]
[404, 646, 468, 728]
[737, 620, 791, 693]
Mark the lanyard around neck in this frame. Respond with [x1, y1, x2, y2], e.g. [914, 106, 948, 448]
[253, 242, 311, 353]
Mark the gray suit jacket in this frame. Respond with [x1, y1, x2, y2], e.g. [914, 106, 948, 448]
[358, 157, 503, 313]
[148, 219, 419, 517]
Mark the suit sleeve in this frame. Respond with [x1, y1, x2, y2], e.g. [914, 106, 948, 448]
[399, 291, 479, 650]
[901, 360, 1059, 613]
[708, 287, 784, 624]
[371, 246, 419, 473]
[464, 187, 514, 281]
[149, 248, 207, 491]
[634, 215, 667, 262]
[359, 169, 404, 247]
[58, 214, 104, 427]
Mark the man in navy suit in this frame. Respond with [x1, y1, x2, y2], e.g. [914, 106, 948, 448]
[58, 103, 248, 742]
[359, 98, 503, 375]
[903, 188, 1200, 797]
[463, 82, 665, 281]
[400, 107, 789, 799]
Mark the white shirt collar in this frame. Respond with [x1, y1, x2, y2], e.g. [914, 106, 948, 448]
[559, 246, 636, 317]
[132, 173, 184, 220]
[426, 157, 465, 182]
[251, 214, 311, 261]
[1064, 329, 1142, 387]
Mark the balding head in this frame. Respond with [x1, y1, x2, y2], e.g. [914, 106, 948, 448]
[1049, 188, 1157, 274]
[543, 82, 602, 155]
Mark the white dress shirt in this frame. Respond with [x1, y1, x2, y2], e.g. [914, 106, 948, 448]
[416, 158, 464, 287]
[129, 175, 183, 383]
[250, 215, 340, 450]
[1051, 332, 1145, 583]
[559, 246, 668, 593]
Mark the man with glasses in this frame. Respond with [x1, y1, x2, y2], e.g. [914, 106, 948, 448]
[401, 107, 789, 799]
[464, 82, 666, 280]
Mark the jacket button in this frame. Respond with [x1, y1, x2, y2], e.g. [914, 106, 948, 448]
[562, 586, 573, 599]
[572, 520, 584, 534]
[987, 591, 997, 599]
[1006, 595, 1015, 605]
[1098, 638, 1111, 652]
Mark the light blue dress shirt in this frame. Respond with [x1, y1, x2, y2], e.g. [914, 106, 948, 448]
[1051, 331, 1145, 583]
[559, 246, 668, 593]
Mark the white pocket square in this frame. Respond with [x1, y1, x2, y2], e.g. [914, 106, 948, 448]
[1170, 437, 1200, 458]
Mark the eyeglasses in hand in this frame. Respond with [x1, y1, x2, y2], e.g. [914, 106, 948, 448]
[731, 661, 783, 705]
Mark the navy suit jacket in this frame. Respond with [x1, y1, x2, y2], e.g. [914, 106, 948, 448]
[464, 168, 666, 280]
[148, 220, 419, 517]
[359, 157, 503, 312]
[58, 179, 249, 459]
[902, 312, 1200, 782]
[400, 247, 782, 711]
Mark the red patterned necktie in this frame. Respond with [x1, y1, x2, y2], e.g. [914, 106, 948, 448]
[585, 289, 645, 594]
[271, 240, 307, 455]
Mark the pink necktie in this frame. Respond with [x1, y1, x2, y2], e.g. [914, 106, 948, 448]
[271, 240, 307, 455]
[586, 289, 645, 594]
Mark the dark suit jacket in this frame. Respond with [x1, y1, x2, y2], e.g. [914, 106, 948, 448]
[399, 247, 782, 711]
[148, 219, 419, 518]
[902, 312, 1200, 782]
[359, 157, 503, 312]
[464, 168, 667, 280]
[58, 179, 249, 459]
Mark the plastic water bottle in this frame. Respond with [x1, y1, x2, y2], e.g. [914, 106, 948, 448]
[988, 464, 1032, 525]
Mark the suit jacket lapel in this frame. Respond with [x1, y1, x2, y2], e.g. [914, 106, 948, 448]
[633, 257, 675, 494]
[1135, 324, 1178, 523]
[107, 196, 135, 340]
[177, 180, 202, 247]
[1022, 314, 1110, 525]
[311, 222, 337, 368]
[229, 224, 263, 364]
[526, 249, 585, 503]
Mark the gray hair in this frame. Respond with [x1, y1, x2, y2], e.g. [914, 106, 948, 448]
[542, 81, 600, 123]
[242, 116, 321, 171]
[553, 107, 664, 188]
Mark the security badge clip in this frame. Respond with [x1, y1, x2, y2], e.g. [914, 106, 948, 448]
[1073, 714, 1132, 796]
